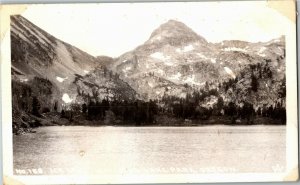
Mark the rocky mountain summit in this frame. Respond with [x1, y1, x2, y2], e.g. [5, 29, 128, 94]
[109, 20, 285, 108]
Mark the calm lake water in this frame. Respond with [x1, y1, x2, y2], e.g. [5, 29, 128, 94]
[13, 125, 285, 175]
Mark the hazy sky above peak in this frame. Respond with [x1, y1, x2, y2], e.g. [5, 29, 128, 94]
[22, 2, 288, 57]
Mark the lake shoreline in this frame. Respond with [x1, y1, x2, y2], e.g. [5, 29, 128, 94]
[13, 110, 286, 135]
[38, 123, 287, 128]
[13, 120, 286, 135]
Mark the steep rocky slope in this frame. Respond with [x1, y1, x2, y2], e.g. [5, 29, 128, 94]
[11, 15, 137, 112]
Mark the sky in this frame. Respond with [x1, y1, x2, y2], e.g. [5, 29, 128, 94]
[22, 1, 288, 57]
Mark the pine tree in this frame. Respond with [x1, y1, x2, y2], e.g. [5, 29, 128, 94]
[82, 103, 87, 114]
[216, 97, 224, 111]
[251, 74, 258, 92]
[278, 77, 286, 99]
[32, 96, 41, 116]
[54, 101, 58, 112]
[61, 109, 65, 118]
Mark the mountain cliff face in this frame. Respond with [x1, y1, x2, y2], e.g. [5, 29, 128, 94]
[11, 15, 136, 113]
[109, 20, 285, 109]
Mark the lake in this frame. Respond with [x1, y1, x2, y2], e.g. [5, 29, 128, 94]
[13, 125, 286, 175]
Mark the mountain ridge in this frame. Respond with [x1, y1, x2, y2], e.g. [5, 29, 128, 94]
[11, 15, 286, 110]
[10, 16, 286, 133]
[109, 19, 285, 105]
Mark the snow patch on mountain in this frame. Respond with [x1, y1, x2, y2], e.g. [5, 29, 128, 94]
[223, 47, 247, 52]
[224, 67, 236, 78]
[56, 76, 67, 83]
[183, 45, 194, 52]
[150, 52, 170, 61]
[258, 47, 267, 57]
[175, 45, 194, 53]
[197, 53, 216, 63]
[176, 48, 182, 53]
[148, 82, 154, 87]
[184, 75, 201, 86]
[165, 61, 174, 66]
[20, 78, 28, 83]
[62, 93, 73, 104]
[122, 66, 132, 73]
[197, 53, 208, 59]
[210, 58, 217, 63]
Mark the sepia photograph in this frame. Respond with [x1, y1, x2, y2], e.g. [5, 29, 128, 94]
[1, 1, 298, 184]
